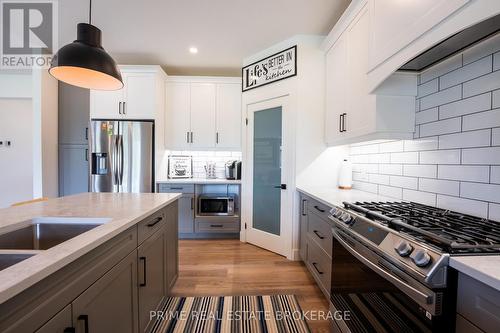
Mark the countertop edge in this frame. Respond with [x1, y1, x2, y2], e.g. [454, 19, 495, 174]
[0, 193, 182, 305]
[449, 257, 500, 291]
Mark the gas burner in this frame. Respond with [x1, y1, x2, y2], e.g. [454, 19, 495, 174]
[343, 201, 500, 255]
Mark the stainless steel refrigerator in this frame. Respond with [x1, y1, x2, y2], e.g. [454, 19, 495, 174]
[90, 120, 154, 193]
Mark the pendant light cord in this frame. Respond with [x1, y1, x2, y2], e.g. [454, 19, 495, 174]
[89, 0, 92, 24]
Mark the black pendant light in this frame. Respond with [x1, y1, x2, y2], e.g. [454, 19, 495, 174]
[49, 0, 123, 90]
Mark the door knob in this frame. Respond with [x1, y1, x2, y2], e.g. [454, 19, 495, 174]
[274, 184, 287, 190]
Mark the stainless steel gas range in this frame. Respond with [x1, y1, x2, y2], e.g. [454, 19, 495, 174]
[328, 201, 500, 333]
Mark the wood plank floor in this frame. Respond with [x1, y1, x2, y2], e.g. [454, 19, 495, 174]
[171, 239, 332, 332]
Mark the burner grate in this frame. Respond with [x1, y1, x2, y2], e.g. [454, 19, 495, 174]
[344, 201, 500, 254]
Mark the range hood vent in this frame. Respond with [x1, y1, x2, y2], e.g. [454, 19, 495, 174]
[400, 14, 500, 72]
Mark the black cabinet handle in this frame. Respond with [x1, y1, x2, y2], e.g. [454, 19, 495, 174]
[216, 132, 219, 144]
[85, 149, 88, 162]
[85, 127, 88, 140]
[186, 132, 189, 143]
[312, 262, 324, 275]
[313, 230, 325, 240]
[191, 197, 194, 210]
[146, 216, 162, 227]
[64, 327, 76, 333]
[301, 199, 307, 216]
[342, 113, 347, 132]
[314, 205, 325, 213]
[273, 184, 287, 190]
[118, 101, 122, 114]
[139, 257, 147, 287]
[77, 315, 89, 333]
[190, 132, 194, 143]
[210, 224, 223, 228]
[170, 187, 183, 190]
[123, 102, 126, 115]
[339, 114, 343, 132]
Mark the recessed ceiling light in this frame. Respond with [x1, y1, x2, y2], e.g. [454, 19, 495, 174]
[189, 47, 198, 54]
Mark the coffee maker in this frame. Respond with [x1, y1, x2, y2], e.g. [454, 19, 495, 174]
[225, 160, 242, 180]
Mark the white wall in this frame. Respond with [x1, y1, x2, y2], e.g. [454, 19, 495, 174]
[0, 99, 34, 207]
[350, 34, 500, 220]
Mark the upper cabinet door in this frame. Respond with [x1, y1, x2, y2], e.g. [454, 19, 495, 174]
[190, 83, 216, 149]
[122, 73, 156, 119]
[216, 83, 242, 149]
[369, 0, 470, 71]
[166, 82, 191, 150]
[325, 34, 348, 145]
[90, 86, 124, 119]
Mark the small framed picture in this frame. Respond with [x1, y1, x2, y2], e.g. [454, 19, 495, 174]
[168, 155, 193, 179]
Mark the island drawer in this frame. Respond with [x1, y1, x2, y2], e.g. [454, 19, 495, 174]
[306, 238, 331, 298]
[196, 221, 240, 233]
[307, 212, 332, 257]
[138, 209, 166, 244]
[457, 272, 500, 333]
[158, 183, 194, 194]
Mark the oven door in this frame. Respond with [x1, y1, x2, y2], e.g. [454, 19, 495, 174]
[198, 197, 234, 216]
[330, 227, 451, 333]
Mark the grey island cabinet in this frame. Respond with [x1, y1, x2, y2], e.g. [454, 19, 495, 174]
[0, 201, 179, 333]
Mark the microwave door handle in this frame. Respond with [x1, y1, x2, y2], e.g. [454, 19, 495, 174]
[332, 228, 434, 309]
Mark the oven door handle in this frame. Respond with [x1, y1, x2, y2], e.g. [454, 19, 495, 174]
[332, 228, 434, 308]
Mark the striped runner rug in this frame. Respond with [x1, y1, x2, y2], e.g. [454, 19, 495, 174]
[149, 295, 311, 333]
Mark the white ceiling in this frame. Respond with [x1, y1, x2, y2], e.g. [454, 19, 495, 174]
[58, 0, 350, 76]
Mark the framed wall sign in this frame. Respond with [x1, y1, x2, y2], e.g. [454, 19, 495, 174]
[168, 155, 193, 179]
[242, 45, 297, 92]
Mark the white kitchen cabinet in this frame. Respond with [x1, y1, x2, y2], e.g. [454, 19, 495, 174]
[165, 77, 242, 150]
[368, 0, 470, 72]
[90, 66, 165, 120]
[166, 81, 191, 149]
[216, 83, 242, 149]
[325, 3, 417, 146]
[190, 83, 216, 148]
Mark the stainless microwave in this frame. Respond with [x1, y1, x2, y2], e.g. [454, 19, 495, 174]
[198, 195, 235, 216]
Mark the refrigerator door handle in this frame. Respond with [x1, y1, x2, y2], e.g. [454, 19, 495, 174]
[118, 135, 124, 185]
[111, 136, 118, 186]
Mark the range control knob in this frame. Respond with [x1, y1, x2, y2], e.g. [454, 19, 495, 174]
[394, 240, 413, 257]
[340, 212, 352, 224]
[334, 209, 343, 218]
[411, 249, 432, 267]
[329, 207, 338, 216]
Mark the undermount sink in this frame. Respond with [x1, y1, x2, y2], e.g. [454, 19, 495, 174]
[0, 253, 35, 271]
[0, 217, 111, 251]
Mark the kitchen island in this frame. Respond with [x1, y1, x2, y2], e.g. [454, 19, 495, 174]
[0, 192, 181, 333]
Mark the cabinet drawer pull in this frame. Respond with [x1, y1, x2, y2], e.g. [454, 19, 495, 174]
[301, 199, 307, 216]
[186, 132, 190, 143]
[339, 114, 342, 132]
[312, 262, 324, 275]
[170, 187, 183, 190]
[210, 224, 223, 228]
[313, 230, 325, 240]
[77, 315, 89, 333]
[314, 205, 325, 213]
[118, 101, 122, 114]
[139, 256, 147, 287]
[146, 216, 162, 227]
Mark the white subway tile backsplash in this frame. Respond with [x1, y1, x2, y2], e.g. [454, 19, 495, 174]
[438, 129, 491, 149]
[420, 85, 462, 110]
[404, 137, 438, 151]
[348, 36, 500, 218]
[462, 147, 500, 164]
[489, 203, 500, 221]
[417, 79, 438, 98]
[420, 54, 462, 84]
[419, 150, 460, 164]
[379, 141, 404, 153]
[462, 108, 500, 131]
[352, 181, 378, 194]
[419, 178, 459, 196]
[491, 166, 500, 184]
[438, 93, 491, 120]
[438, 165, 490, 183]
[415, 108, 438, 125]
[492, 128, 500, 146]
[403, 189, 436, 206]
[463, 70, 500, 98]
[379, 164, 403, 175]
[437, 195, 488, 218]
[440, 56, 492, 90]
[390, 176, 418, 189]
[378, 185, 403, 199]
[463, 33, 500, 65]
[420, 118, 461, 137]
[460, 182, 500, 203]
[403, 165, 437, 178]
[390, 152, 418, 164]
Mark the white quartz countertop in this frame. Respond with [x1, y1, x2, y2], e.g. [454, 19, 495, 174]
[156, 178, 241, 185]
[297, 185, 500, 291]
[0, 192, 181, 304]
[450, 257, 500, 291]
[296, 185, 396, 208]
